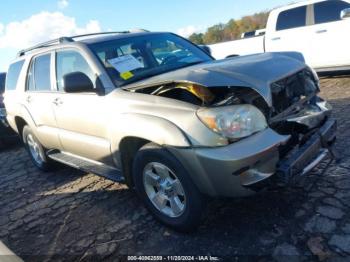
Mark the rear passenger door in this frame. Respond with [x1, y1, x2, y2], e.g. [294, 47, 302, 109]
[266, 5, 312, 64]
[24, 52, 62, 149]
[310, 0, 350, 68]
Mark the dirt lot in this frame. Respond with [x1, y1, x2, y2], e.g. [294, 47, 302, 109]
[1, 76, 350, 261]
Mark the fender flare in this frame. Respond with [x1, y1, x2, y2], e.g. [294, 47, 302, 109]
[19, 104, 37, 127]
[109, 113, 191, 170]
[110, 113, 191, 154]
[10, 104, 37, 135]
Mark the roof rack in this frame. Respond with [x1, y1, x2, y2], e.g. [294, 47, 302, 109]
[17, 30, 149, 57]
[17, 36, 74, 57]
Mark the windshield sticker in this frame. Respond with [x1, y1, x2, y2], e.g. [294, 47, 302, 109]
[108, 55, 143, 74]
[120, 71, 134, 80]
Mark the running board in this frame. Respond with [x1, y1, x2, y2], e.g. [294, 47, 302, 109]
[47, 152, 124, 183]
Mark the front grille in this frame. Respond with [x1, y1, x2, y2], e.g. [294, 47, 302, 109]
[270, 69, 318, 115]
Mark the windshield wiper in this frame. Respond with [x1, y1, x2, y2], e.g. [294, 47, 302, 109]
[176, 61, 204, 69]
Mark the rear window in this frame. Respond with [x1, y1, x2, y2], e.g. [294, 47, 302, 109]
[5, 60, 24, 91]
[0, 73, 5, 93]
[243, 31, 256, 38]
[314, 0, 350, 24]
[276, 6, 307, 31]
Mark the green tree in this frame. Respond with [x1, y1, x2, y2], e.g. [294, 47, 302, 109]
[190, 11, 270, 45]
[188, 33, 204, 45]
[223, 19, 240, 40]
[203, 23, 225, 44]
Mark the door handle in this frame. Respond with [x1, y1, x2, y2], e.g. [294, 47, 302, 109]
[26, 96, 32, 103]
[53, 98, 63, 106]
[316, 29, 327, 34]
[271, 37, 281, 41]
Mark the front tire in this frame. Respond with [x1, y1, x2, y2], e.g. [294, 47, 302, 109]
[22, 125, 53, 171]
[132, 143, 205, 232]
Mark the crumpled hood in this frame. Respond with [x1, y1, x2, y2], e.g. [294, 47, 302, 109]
[124, 52, 307, 106]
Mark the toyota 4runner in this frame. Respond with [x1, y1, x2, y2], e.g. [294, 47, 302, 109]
[4, 31, 337, 231]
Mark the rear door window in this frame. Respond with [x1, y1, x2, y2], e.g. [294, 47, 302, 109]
[6, 60, 24, 91]
[27, 54, 52, 91]
[276, 6, 307, 31]
[314, 0, 350, 24]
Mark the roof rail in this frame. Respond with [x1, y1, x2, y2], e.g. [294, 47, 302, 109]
[17, 36, 74, 57]
[17, 30, 150, 57]
[66, 31, 129, 40]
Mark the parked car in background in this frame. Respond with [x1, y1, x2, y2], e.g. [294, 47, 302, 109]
[0, 72, 17, 147]
[210, 0, 350, 73]
[4, 31, 336, 231]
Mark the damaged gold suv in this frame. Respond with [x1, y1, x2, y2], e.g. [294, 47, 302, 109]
[4, 31, 337, 231]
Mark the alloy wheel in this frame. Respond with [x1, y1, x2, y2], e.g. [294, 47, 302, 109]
[143, 162, 186, 218]
[26, 134, 45, 166]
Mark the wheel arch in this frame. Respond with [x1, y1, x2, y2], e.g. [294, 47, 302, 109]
[118, 136, 150, 187]
[14, 116, 28, 141]
[112, 114, 191, 188]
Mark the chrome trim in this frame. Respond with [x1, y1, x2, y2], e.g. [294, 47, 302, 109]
[301, 149, 329, 176]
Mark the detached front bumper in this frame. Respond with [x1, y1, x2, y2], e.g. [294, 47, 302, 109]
[276, 118, 337, 183]
[168, 118, 336, 198]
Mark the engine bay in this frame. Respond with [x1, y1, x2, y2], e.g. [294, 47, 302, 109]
[130, 68, 331, 157]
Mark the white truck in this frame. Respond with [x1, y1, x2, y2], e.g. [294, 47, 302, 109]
[209, 0, 350, 72]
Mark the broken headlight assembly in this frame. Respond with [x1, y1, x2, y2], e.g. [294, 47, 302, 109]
[196, 104, 267, 141]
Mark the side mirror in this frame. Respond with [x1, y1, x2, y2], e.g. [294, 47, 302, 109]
[63, 72, 94, 93]
[341, 8, 350, 19]
[198, 45, 211, 56]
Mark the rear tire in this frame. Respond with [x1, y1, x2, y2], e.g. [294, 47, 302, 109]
[22, 125, 53, 171]
[132, 142, 205, 232]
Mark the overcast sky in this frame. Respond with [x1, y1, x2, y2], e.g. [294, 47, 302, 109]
[0, 0, 294, 71]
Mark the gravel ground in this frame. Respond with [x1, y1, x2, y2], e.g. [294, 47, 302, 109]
[1, 76, 350, 261]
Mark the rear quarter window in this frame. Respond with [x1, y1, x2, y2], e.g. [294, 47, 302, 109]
[276, 6, 307, 31]
[6, 60, 25, 91]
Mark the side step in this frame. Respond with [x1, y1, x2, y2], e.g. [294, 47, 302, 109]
[48, 151, 125, 183]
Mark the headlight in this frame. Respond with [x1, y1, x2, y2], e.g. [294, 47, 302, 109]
[196, 105, 267, 140]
